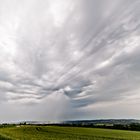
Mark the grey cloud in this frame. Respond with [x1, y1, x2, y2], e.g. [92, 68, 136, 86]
[0, 0, 140, 121]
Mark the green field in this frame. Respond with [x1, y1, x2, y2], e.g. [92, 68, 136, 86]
[0, 125, 140, 140]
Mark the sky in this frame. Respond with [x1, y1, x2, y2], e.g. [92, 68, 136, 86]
[0, 0, 140, 122]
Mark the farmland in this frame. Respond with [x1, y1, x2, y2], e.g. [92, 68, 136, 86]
[0, 125, 140, 140]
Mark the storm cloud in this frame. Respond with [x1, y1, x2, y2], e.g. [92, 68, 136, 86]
[0, 0, 140, 122]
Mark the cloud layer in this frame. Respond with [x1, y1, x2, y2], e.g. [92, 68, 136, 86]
[0, 0, 140, 122]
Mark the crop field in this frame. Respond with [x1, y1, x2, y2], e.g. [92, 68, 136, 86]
[0, 125, 140, 140]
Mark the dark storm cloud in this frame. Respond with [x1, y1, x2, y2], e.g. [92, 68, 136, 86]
[0, 0, 140, 121]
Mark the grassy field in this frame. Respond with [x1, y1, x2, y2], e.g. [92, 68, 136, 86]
[0, 125, 140, 140]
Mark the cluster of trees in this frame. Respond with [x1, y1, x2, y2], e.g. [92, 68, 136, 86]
[91, 123, 140, 131]
[112, 123, 140, 131]
[0, 124, 16, 128]
[48, 123, 140, 131]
